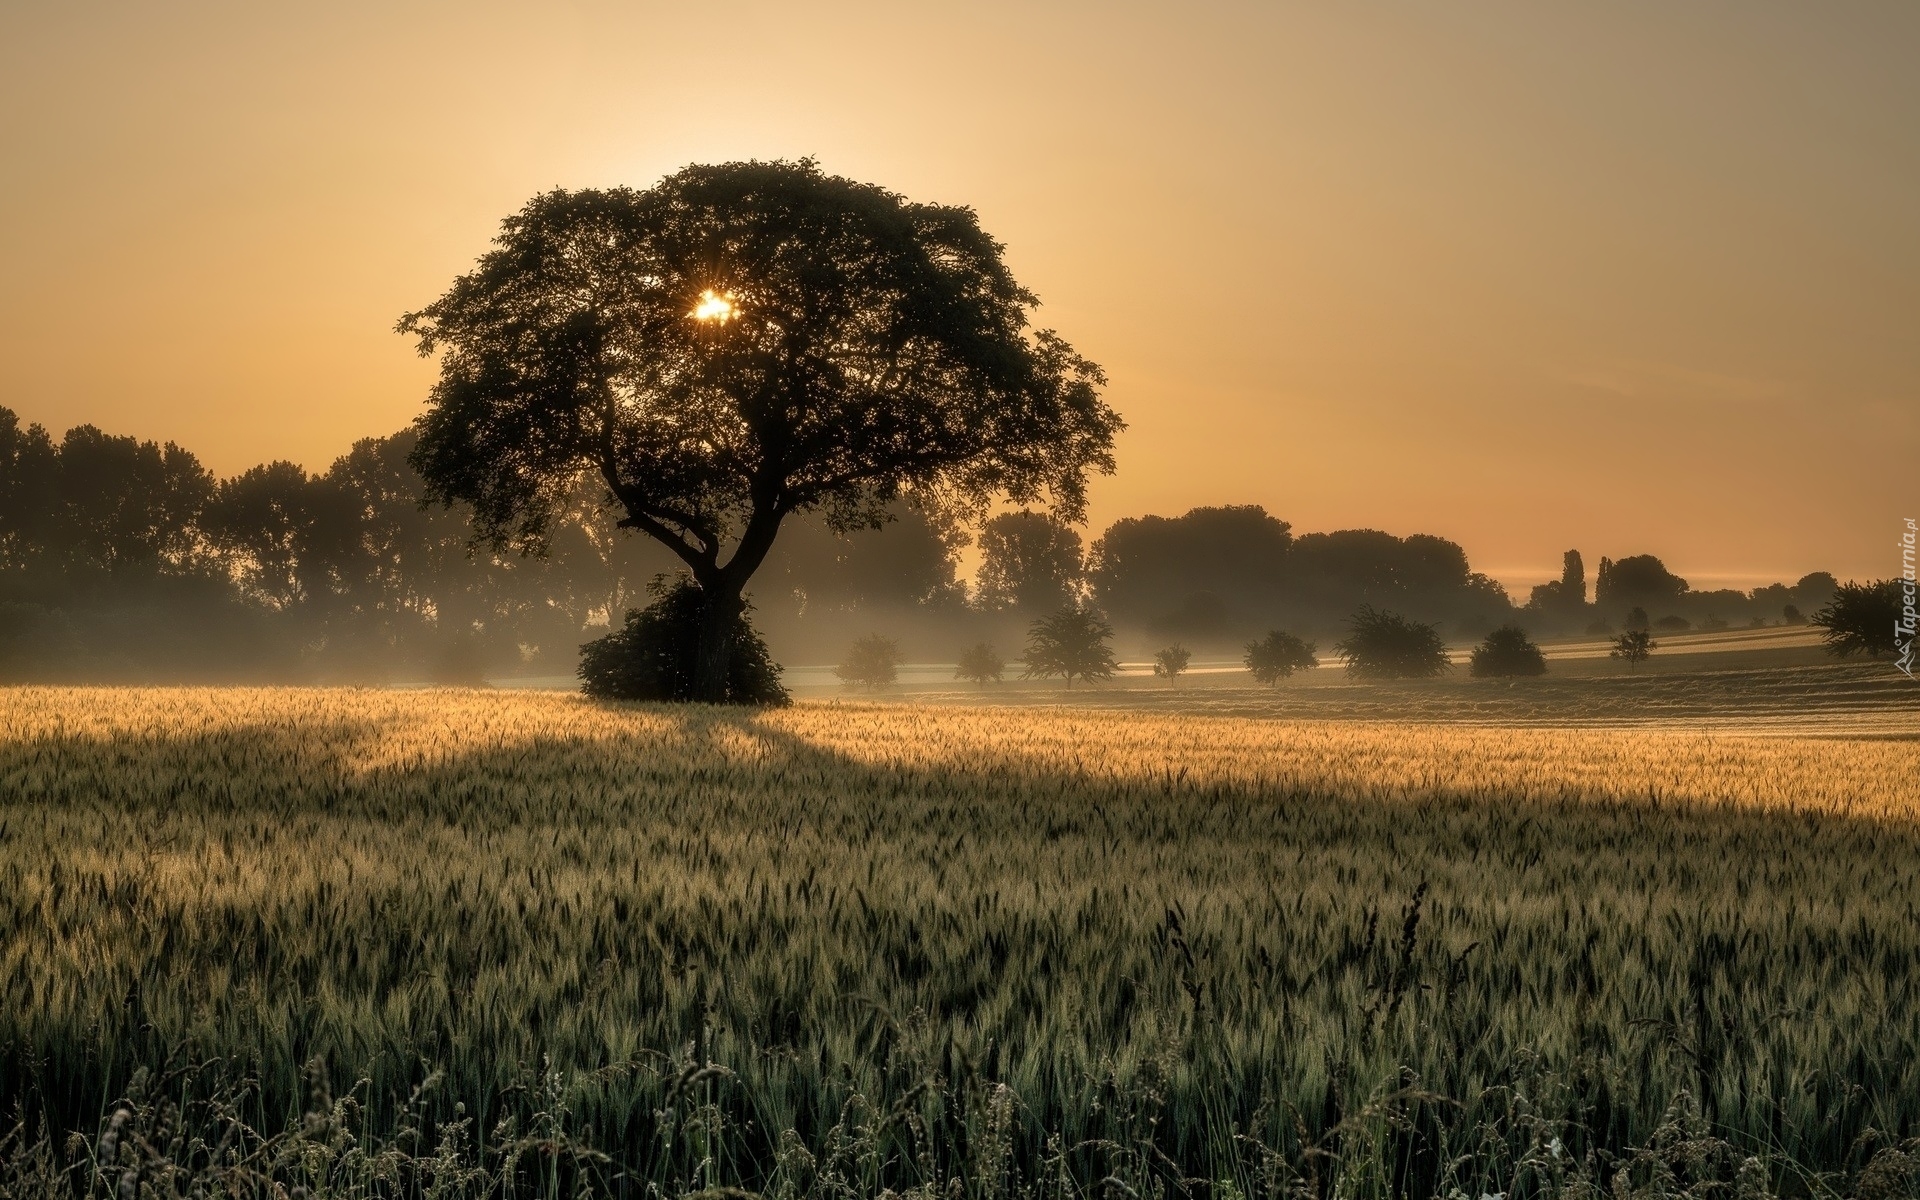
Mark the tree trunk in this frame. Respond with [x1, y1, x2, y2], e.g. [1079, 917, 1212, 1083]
[691, 581, 744, 703]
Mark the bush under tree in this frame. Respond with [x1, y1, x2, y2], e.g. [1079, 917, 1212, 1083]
[1022, 606, 1118, 688]
[953, 642, 1005, 686]
[835, 634, 903, 690]
[1243, 630, 1318, 686]
[1469, 624, 1547, 678]
[578, 576, 787, 704]
[1811, 580, 1903, 658]
[1333, 606, 1450, 680]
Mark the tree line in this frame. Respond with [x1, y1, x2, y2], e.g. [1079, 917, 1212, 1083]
[0, 404, 1855, 685]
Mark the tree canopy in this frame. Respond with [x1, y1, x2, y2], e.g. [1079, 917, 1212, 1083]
[400, 160, 1120, 700]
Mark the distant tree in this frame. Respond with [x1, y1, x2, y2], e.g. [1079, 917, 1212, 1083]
[580, 576, 787, 704]
[1333, 606, 1450, 680]
[1243, 630, 1318, 686]
[1152, 644, 1191, 687]
[1022, 606, 1117, 688]
[1782, 604, 1805, 626]
[1624, 606, 1650, 632]
[1090, 505, 1292, 631]
[1810, 580, 1902, 658]
[1585, 619, 1613, 637]
[954, 642, 1005, 686]
[1596, 554, 1688, 612]
[1793, 572, 1839, 611]
[1469, 625, 1547, 678]
[204, 461, 319, 610]
[1609, 629, 1656, 672]
[402, 161, 1120, 703]
[1702, 614, 1728, 631]
[835, 634, 903, 690]
[1654, 615, 1691, 632]
[1528, 549, 1587, 614]
[975, 511, 1085, 613]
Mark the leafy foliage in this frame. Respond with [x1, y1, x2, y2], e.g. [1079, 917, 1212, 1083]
[1021, 606, 1117, 687]
[834, 633, 902, 690]
[1333, 606, 1449, 680]
[577, 576, 787, 704]
[1468, 624, 1547, 678]
[953, 641, 1005, 685]
[1811, 579, 1903, 658]
[1243, 629, 1318, 685]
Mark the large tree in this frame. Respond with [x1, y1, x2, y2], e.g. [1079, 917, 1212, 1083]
[401, 161, 1120, 701]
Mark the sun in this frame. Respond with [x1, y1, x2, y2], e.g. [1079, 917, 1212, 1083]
[690, 289, 737, 323]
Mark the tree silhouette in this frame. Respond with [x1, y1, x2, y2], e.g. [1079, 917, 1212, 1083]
[835, 633, 903, 690]
[954, 642, 1005, 686]
[1243, 630, 1317, 686]
[1468, 624, 1547, 678]
[974, 511, 1085, 613]
[1333, 606, 1449, 680]
[1609, 629, 1656, 672]
[1152, 644, 1191, 687]
[1810, 580, 1902, 658]
[401, 161, 1120, 702]
[1022, 606, 1117, 688]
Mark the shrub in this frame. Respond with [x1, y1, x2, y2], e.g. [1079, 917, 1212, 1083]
[1243, 629, 1318, 686]
[1624, 606, 1651, 632]
[1585, 619, 1614, 637]
[1811, 580, 1903, 658]
[1469, 625, 1547, 678]
[954, 642, 1005, 686]
[1654, 615, 1691, 632]
[1334, 606, 1450, 680]
[1702, 614, 1729, 631]
[578, 577, 787, 704]
[835, 634, 903, 690]
[1783, 603, 1806, 626]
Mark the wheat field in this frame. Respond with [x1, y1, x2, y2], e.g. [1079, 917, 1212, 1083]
[2, 685, 1918, 1198]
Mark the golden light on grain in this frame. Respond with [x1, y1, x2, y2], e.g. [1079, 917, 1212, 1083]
[690, 289, 737, 323]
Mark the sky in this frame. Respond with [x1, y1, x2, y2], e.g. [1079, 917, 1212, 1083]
[1, 1, 1914, 596]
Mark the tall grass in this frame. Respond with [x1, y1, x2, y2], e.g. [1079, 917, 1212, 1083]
[1, 687, 1917, 1198]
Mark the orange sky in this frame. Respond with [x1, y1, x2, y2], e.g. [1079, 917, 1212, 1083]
[1, 2, 1913, 596]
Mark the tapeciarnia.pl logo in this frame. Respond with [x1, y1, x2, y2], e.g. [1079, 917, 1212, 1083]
[1899, 517, 1916, 680]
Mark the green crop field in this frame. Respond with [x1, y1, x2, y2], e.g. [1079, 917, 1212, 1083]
[1, 681, 1917, 1199]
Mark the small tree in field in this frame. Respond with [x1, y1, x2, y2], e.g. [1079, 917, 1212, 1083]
[1811, 580, 1902, 658]
[1469, 624, 1547, 678]
[954, 642, 1005, 686]
[1152, 644, 1191, 687]
[1022, 607, 1117, 688]
[1609, 629, 1656, 672]
[1244, 630, 1318, 686]
[1334, 607, 1449, 680]
[835, 634, 902, 690]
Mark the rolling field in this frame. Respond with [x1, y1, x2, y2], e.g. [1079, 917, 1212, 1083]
[2, 682, 1919, 1198]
